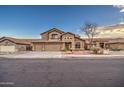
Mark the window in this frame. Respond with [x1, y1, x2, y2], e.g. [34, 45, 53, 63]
[51, 34, 59, 39]
[75, 42, 81, 49]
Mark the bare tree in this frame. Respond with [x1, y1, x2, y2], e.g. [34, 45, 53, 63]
[80, 22, 99, 49]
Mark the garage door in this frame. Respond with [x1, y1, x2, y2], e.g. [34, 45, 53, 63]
[0, 46, 16, 52]
[34, 44, 44, 51]
[45, 43, 62, 51]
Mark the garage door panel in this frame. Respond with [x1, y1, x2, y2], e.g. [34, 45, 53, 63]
[0, 46, 16, 52]
[45, 43, 61, 51]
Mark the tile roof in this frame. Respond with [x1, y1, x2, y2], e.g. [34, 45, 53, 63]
[0, 37, 41, 45]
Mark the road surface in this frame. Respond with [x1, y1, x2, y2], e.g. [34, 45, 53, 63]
[0, 57, 124, 87]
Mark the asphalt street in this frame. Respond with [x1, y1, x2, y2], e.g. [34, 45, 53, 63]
[0, 57, 124, 87]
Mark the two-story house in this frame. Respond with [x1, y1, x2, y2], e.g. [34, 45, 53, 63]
[32, 28, 85, 51]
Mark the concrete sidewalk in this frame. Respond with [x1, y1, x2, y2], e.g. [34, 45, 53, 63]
[65, 51, 124, 58]
[0, 51, 124, 59]
[0, 51, 64, 58]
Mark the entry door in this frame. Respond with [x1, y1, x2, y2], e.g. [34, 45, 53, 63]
[65, 42, 71, 50]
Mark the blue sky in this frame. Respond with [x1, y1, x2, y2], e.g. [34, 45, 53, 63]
[0, 5, 123, 38]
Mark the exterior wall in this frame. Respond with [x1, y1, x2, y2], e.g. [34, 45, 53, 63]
[62, 33, 75, 50]
[0, 39, 29, 52]
[109, 43, 124, 50]
[48, 31, 62, 41]
[75, 38, 84, 50]
[118, 43, 124, 50]
[41, 33, 49, 40]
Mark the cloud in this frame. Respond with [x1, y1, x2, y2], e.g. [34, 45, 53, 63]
[114, 5, 124, 12]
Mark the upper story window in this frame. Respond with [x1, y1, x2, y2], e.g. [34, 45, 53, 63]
[64, 37, 72, 39]
[51, 34, 59, 39]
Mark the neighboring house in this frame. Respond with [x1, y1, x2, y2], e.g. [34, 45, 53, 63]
[0, 37, 31, 52]
[83, 23, 124, 50]
[84, 38, 124, 50]
[32, 28, 85, 51]
[0, 28, 85, 52]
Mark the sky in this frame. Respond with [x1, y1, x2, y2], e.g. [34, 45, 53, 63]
[0, 5, 124, 38]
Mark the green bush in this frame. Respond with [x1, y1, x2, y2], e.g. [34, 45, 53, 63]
[90, 45, 101, 54]
[111, 48, 122, 51]
[63, 48, 70, 52]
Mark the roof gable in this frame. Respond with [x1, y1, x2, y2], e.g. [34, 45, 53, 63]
[61, 32, 75, 36]
[0, 37, 31, 45]
[40, 28, 65, 35]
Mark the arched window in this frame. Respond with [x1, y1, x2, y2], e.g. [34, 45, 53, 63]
[75, 42, 81, 49]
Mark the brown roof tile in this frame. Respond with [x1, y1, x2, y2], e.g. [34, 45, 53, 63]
[0, 37, 41, 45]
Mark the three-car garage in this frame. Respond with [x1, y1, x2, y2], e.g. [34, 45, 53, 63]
[32, 42, 63, 51]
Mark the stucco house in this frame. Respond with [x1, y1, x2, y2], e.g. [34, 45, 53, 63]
[85, 38, 124, 50]
[32, 28, 85, 51]
[0, 28, 85, 52]
[84, 23, 124, 50]
[0, 37, 31, 52]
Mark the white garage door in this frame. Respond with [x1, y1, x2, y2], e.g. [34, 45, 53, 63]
[0, 46, 16, 52]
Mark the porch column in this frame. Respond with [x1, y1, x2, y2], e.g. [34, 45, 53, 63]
[96, 42, 100, 48]
[71, 42, 75, 50]
[61, 42, 65, 50]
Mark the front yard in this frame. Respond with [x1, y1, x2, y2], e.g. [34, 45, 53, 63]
[0, 51, 124, 58]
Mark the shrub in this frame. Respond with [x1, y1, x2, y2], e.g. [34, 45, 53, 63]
[90, 46, 101, 54]
[111, 48, 122, 51]
[63, 48, 70, 52]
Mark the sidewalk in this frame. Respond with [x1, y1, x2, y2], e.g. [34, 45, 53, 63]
[0, 51, 124, 59]
[64, 51, 124, 58]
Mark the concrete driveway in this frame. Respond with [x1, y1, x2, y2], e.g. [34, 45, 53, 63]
[0, 51, 64, 58]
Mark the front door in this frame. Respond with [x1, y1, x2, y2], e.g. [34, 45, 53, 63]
[65, 42, 71, 50]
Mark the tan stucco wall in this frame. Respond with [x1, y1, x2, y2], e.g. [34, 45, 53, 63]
[41, 33, 49, 40]
[109, 43, 124, 50]
[75, 38, 85, 50]
[62, 33, 75, 50]
[48, 31, 62, 41]
[0, 39, 29, 51]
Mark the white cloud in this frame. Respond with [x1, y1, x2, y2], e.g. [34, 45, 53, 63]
[114, 5, 124, 12]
